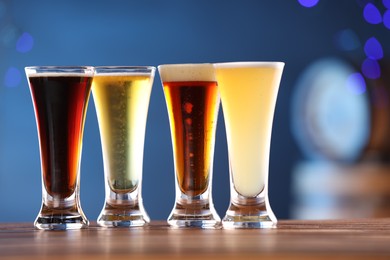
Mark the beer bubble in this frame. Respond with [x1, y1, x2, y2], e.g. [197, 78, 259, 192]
[184, 102, 193, 114]
[185, 118, 192, 125]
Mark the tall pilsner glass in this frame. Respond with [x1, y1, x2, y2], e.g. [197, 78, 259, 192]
[26, 66, 93, 230]
[92, 66, 154, 227]
[158, 64, 221, 228]
[214, 62, 284, 228]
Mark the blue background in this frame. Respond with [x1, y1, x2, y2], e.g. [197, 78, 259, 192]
[0, 0, 389, 222]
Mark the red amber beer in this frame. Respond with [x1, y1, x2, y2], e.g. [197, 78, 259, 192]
[159, 63, 221, 228]
[163, 81, 219, 196]
[26, 66, 93, 230]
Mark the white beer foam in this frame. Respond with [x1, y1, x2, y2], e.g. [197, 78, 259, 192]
[158, 63, 216, 82]
[214, 61, 285, 69]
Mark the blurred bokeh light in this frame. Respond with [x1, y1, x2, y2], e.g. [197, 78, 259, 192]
[362, 58, 381, 79]
[384, 10, 390, 29]
[4, 67, 21, 88]
[363, 3, 382, 24]
[16, 32, 34, 53]
[298, 0, 320, 8]
[346, 72, 366, 95]
[364, 37, 383, 60]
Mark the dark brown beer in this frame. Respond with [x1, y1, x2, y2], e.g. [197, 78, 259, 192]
[29, 75, 92, 199]
[163, 81, 219, 197]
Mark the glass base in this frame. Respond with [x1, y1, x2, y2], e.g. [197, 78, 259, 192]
[34, 201, 89, 230]
[168, 200, 221, 229]
[35, 215, 89, 230]
[35, 214, 88, 230]
[97, 203, 150, 227]
[222, 200, 277, 229]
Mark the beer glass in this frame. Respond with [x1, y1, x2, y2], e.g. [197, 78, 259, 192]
[92, 66, 154, 227]
[214, 62, 284, 228]
[26, 66, 93, 230]
[158, 63, 221, 228]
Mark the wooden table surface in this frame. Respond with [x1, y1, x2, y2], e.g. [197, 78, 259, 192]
[0, 219, 389, 260]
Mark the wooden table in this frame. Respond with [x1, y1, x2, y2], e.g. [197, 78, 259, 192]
[0, 219, 389, 259]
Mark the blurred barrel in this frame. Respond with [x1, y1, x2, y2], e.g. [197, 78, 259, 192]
[292, 162, 390, 219]
[291, 57, 390, 219]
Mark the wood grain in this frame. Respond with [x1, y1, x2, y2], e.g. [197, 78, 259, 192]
[0, 219, 389, 259]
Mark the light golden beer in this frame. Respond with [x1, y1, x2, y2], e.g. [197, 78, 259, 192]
[92, 73, 153, 193]
[215, 63, 284, 197]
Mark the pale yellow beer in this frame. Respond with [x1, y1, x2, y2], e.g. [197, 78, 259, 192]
[92, 73, 153, 193]
[93, 66, 154, 227]
[215, 62, 284, 197]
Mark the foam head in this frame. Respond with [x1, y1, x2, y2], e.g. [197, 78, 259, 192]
[25, 66, 94, 77]
[158, 63, 216, 82]
[214, 61, 285, 70]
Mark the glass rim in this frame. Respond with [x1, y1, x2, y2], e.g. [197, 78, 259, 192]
[157, 63, 213, 70]
[94, 66, 156, 75]
[25, 66, 94, 76]
[214, 61, 285, 69]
